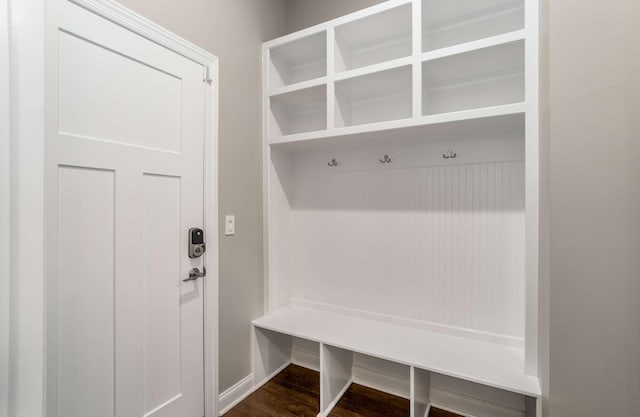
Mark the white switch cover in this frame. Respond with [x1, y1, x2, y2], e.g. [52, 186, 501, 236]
[225, 215, 235, 236]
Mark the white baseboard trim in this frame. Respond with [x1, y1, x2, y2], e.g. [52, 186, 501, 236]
[252, 361, 292, 394]
[219, 361, 292, 416]
[430, 387, 525, 417]
[292, 343, 321, 372]
[423, 403, 432, 417]
[218, 373, 255, 416]
[316, 378, 353, 417]
[352, 363, 410, 400]
[290, 298, 524, 348]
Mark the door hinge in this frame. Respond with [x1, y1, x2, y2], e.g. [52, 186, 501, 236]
[203, 66, 213, 85]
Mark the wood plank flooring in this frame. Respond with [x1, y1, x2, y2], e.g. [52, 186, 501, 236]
[223, 365, 462, 417]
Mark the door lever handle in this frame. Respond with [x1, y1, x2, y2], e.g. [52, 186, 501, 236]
[183, 267, 206, 282]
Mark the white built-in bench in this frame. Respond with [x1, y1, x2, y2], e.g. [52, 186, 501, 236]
[252, 307, 540, 417]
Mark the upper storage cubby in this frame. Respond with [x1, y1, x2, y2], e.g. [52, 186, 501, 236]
[269, 31, 327, 89]
[270, 85, 327, 137]
[335, 65, 412, 127]
[422, 40, 525, 115]
[422, 0, 525, 51]
[334, 3, 412, 73]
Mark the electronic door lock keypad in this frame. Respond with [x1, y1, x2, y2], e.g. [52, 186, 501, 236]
[189, 228, 206, 258]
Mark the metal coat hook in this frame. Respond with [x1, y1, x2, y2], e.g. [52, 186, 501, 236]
[327, 158, 338, 167]
[443, 149, 457, 159]
[379, 155, 392, 164]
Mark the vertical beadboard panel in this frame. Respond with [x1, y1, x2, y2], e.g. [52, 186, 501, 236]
[290, 161, 525, 339]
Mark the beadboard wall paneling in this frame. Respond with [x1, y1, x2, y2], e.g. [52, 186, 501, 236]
[288, 159, 525, 339]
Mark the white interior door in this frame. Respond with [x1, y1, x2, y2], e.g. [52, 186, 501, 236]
[47, 2, 207, 416]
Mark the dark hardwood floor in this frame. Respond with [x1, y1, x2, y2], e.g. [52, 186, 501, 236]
[223, 365, 461, 417]
[329, 382, 408, 417]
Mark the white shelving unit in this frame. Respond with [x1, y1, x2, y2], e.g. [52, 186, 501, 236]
[258, 1, 540, 416]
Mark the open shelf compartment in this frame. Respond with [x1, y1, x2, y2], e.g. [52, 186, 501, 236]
[335, 65, 412, 128]
[412, 367, 539, 417]
[269, 31, 327, 89]
[422, 0, 525, 52]
[334, 3, 412, 73]
[252, 328, 321, 414]
[270, 84, 327, 137]
[422, 40, 525, 116]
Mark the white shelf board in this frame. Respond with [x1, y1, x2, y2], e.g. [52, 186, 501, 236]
[334, 56, 413, 83]
[253, 306, 541, 397]
[269, 77, 328, 97]
[268, 102, 526, 148]
[420, 30, 525, 64]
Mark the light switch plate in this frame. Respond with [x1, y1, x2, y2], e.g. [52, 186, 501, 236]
[225, 215, 235, 236]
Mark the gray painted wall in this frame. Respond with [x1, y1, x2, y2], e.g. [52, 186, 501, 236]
[546, 0, 640, 415]
[114, 0, 288, 393]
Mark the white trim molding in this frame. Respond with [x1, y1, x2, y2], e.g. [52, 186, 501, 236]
[7, 0, 46, 414]
[68, 0, 217, 66]
[217, 374, 255, 416]
[1, 0, 11, 415]
[430, 388, 525, 417]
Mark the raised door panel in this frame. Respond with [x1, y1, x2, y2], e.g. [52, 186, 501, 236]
[58, 30, 183, 152]
[142, 174, 183, 414]
[57, 166, 115, 417]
